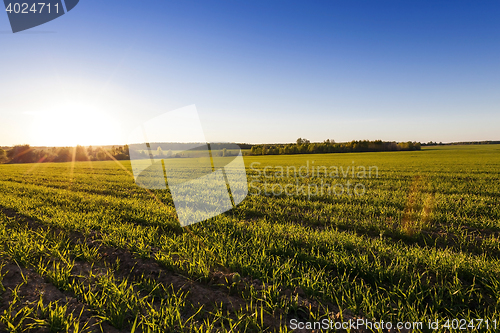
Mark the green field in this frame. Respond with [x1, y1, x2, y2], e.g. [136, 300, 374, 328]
[0, 145, 499, 332]
[137, 149, 248, 158]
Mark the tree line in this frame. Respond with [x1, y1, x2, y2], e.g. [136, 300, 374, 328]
[422, 140, 500, 146]
[0, 139, 422, 164]
[0, 145, 130, 164]
[247, 139, 421, 156]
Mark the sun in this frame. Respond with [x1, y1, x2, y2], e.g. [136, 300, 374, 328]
[28, 105, 121, 147]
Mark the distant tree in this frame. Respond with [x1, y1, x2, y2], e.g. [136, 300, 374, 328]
[96, 150, 107, 161]
[40, 148, 57, 162]
[56, 147, 72, 162]
[75, 145, 88, 161]
[112, 145, 130, 160]
[157, 146, 164, 157]
[0, 148, 6, 163]
[296, 138, 310, 146]
[7, 145, 35, 163]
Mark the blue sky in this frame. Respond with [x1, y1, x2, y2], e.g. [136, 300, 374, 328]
[1, 0, 499, 146]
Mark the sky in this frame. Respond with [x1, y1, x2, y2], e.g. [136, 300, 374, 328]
[1, 0, 499, 146]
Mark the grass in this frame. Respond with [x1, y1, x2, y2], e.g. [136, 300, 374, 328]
[0, 145, 498, 332]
